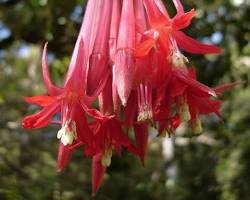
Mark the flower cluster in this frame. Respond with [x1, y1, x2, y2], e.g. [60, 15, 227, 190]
[22, 0, 238, 194]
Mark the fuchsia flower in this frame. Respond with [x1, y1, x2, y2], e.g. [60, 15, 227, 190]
[114, 0, 136, 106]
[22, 0, 240, 194]
[22, 39, 95, 172]
[86, 109, 133, 194]
[136, 0, 221, 58]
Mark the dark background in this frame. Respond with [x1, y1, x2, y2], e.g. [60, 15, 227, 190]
[0, 0, 250, 199]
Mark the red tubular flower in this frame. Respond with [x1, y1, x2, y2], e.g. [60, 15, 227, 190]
[86, 109, 131, 164]
[81, 0, 107, 57]
[134, 0, 154, 123]
[109, 0, 122, 63]
[86, 108, 133, 193]
[114, 0, 136, 106]
[66, 0, 102, 84]
[87, 0, 112, 96]
[22, 39, 95, 171]
[21, 0, 239, 194]
[135, 0, 221, 57]
[109, 0, 122, 111]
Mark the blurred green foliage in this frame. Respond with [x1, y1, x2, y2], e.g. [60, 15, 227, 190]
[0, 0, 250, 199]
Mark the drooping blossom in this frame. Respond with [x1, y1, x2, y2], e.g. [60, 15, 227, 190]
[135, 0, 221, 59]
[21, 0, 240, 195]
[22, 39, 95, 172]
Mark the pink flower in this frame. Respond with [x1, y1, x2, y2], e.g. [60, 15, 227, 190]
[113, 0, 136, 106]
[22, 39, 94, 171]
[21, 0, 239, 194]
[135, 0, 221, 58]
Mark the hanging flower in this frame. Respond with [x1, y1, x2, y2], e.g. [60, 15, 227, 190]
[22, 39, 95, 171]
[21, 0, 239, 195]
[135, 0, 221, 58]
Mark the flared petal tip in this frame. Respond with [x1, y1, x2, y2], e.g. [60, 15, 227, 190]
[21, 120, 29, 129]
[211, 46, 223, 54]
[21, 118, 34, 129]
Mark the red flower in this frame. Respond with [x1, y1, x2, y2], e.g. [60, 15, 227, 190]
[135, 0, 221, 58]
[156, 66, 239, 134]
[86, 0, 112, 96]
[22, 39, 95, 171]
[85, 108, 134, 194]
[113, 0, 136, 106]
[21, 0, 239, 194]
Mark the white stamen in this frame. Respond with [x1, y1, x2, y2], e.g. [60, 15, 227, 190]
[171, 51, 189, 67]
[137, 104, 153, 122]
[57, 121, 76, 146]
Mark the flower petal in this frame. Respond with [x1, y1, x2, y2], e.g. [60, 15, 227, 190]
[134, 123, 149, 166]
[124, 91, 138, 126]
[135, 30, 159, 57]
[92, 154, 106, 195]
[109, 0, 122, 62]
[214, 82, 241, 94]
[175, 68, 216, 97]
[173, 0, 184, 14]
[23, 95, 57, 107]
[114, 49, 135, 106]
[172, 9, 196, 30]
[57, 142, 73, 173]
[112, 65, 121, 112]
[143, 0, 169, 26]
[22, 102, 59, 129]
[197, 98, 222, 118]
[117, 0, 135, 49]
[98, 75, 114, 115]
[173, 31, 222, 54]
[87, 54, 110, 96]
[74, 104, 94, 155]
[154, 0, 170, 19]
[42, 43, 62, 95]
[87, 0, 112, 96]
[64, 38, 86, 89]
